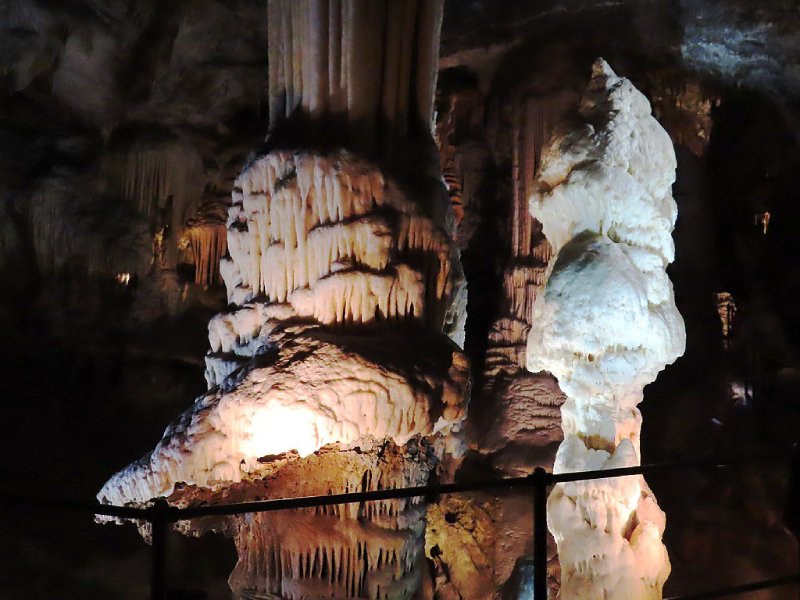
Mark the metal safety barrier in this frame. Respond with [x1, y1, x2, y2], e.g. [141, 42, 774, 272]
[1, 453, 798, 599]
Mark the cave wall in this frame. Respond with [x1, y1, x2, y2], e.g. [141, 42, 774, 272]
[3, 0, 800, 598]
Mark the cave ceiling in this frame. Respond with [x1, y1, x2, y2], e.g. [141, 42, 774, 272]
[3, 0, 800, 138]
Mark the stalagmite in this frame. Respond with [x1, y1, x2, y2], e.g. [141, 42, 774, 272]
[99, 2, 467, 599]
[715, 291, 737, 339]
[526, 59, 685, 598]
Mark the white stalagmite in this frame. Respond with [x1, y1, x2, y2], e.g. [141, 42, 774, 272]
[526, 59, 686, 599]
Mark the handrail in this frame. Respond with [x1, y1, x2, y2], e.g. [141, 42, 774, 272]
[549, 453, 790, 484]
[173, 475, 532, 519]
[0, 452, 789, 519]
[664, 573, 800, 599]
[0, 451, 795, 600]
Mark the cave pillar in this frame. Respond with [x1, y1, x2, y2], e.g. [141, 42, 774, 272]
[100, 2, 468, 599]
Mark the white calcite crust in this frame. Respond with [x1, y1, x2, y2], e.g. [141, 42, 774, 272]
[526, 59, 686, 599]
[100, 147, 471, 511]
[223, 150, 466, 346]
[531, 59, 678, 266]
[99, 325, 469, 507]
[528, 231, 685, 449]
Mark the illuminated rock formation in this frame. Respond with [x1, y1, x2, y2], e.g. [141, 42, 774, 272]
[648, 74, 717, 157]
[714, 291, 737, 343]
[265, 0, 443, 161]
[100, 324, 469, 507]
[434, 70, 488, 246]
[222, 150, 464, 342]
[220, 438, 436, 599]
[184, 200, 229, 287]
[100, 1, 467, 598]
[527, 59, 686, 598]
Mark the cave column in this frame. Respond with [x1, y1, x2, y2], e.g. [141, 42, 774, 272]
[100, 2, 468, 599]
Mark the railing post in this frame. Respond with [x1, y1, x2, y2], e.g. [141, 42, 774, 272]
[532, 467, 549, 600]
[150, 498, 169, 600]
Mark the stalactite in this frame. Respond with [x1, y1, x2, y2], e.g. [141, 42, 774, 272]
[185, 200, 229, 286]
[489, 87, 580, 352]
[108, 140, 205, 271]
[509, 88, 578, 262]
[162, 438, 436, 600]
[648, 73, 718, 156]
[503, 264, 548, 324]
[26, 177, 151, 280]
[475, 88, 577, 476]
[434, 72, 488, 248]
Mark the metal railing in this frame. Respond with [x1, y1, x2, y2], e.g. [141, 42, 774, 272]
[2, 453, 799, 599]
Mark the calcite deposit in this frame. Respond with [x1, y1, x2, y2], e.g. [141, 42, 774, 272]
[99, 324, 469, 507]
[105, 138, 207, 274]
[184, 199, 229, 287]
[99, 1, 469, 598]
[475, 87, 578, 474]
[164, 437, 436, 600]
[527, 59, 686, 599]
[222, 150, 465, 344]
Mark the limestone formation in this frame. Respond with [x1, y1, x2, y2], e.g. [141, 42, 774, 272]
[166, 437, 436, 600]
[106, 138, 206, 273]
[99, 324, 469, 507]
[222, 150, 465, 344]
[99, 2, 469, 599]
[527, 59, 686, 598]
[265, 0, 444, 161]
[434, 70, 489, 247]
[184, 199, 229, 286]
[648, 74, 717, 156]
[476, 88, 579, 474]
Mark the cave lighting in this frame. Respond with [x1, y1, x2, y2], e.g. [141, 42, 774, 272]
[242, 403, 320, 458]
